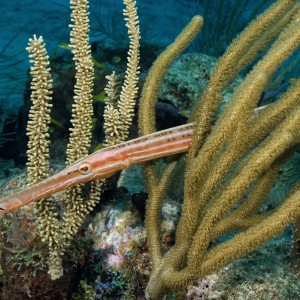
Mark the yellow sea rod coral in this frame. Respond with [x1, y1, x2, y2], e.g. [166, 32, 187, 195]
[24, 0, 141, 280]
[26, 35, 53, 183]
[103, 0, 140, 146]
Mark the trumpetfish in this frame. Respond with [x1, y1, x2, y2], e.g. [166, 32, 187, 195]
[0, 123, 195, 213]
[0, 103, 268, 213]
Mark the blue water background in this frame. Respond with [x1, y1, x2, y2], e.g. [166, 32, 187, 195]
[2, 0, 298, 130]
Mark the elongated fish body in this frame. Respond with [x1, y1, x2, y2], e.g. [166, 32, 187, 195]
[0, 123, 194, 213]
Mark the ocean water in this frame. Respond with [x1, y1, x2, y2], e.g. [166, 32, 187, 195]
[0, 0, 276, 117]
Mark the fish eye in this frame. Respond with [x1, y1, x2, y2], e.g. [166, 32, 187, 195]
[79, 163, 92, 175]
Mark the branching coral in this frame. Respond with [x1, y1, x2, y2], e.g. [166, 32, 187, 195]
[3, 0, 300, 298]
[138, 0, 300, 298]
[25, 0, 140, 280]
[103, 0, 140, 146]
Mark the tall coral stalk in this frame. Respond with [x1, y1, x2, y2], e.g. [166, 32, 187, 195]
[26, 35, 53, 183]
[26, 35, 61, 278]
[104, 0, 140, 146]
